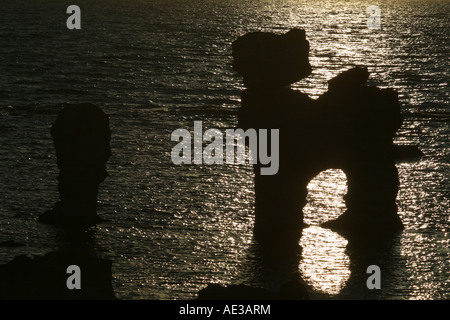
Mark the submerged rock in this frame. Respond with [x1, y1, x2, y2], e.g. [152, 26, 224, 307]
[198, 279, 309, 300]
[393, 145, 424, 162]
[198, 284, 278, 300]
[0, 240, 26, 248]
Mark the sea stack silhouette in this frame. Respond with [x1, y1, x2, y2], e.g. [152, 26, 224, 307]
[39, 103, 111, 228]
[232, 28, 413, 246]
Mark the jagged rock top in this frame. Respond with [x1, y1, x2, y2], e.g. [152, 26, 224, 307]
[232, 29, 311, 88]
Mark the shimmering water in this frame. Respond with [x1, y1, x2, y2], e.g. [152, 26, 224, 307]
[0, 0, 448, 300]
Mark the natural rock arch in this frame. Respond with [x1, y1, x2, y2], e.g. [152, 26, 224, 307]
[232, 29, 410, 246]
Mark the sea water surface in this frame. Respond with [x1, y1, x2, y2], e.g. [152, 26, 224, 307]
[0, 0, 448, 299]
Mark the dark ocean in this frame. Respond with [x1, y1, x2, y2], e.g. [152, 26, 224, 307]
[0, 0, 448, 299]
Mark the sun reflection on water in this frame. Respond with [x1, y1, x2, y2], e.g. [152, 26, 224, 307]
[304, 169, 348, 225]
[299, 226, 350, 295]
[299, 169, 351, 295]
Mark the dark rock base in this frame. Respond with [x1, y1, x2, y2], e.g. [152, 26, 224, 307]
[0, 249, 117, 300]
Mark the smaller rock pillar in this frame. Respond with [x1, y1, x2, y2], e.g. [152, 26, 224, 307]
[39, 103, 111, 227]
